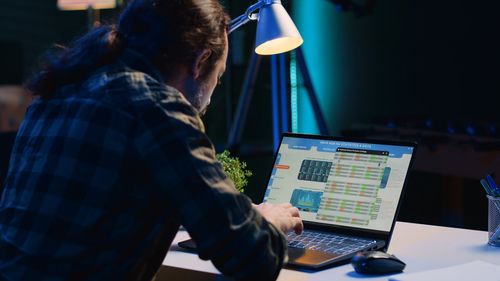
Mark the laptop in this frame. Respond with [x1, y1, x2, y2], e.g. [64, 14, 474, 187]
[262, 133, 416, 268]
[178, 133, 416, 269]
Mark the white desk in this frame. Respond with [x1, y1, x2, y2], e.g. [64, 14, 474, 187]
[162, 222, 500, 280]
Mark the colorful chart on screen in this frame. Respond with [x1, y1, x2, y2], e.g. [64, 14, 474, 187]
[263, 136, 414, 232]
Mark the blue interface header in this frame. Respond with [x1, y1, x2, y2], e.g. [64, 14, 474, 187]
[282, 137, 413, 158]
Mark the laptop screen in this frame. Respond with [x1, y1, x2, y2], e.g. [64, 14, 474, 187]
[263, 135, 415, 233]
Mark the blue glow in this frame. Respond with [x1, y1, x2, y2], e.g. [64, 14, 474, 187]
[290, 50, 299, 133]
[466, 125, 475, 136]
[292, 1, 341, 134]
[271, 55, 280, 152]
[279, 54, 288, 133]
[425, 119, 433, 128]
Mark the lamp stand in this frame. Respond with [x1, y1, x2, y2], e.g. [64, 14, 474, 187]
[226, 47, 329, 151]
[87, 6, 101, 30]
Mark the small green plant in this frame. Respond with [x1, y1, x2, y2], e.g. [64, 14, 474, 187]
[216, 150, 253, 193]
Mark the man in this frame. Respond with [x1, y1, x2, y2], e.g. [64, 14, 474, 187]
[0, 0, 302, 280]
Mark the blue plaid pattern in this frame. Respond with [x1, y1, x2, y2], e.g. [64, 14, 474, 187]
[0, 48, 287, 281]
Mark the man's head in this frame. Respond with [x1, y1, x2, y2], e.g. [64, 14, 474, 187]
[118, 0, 230, 114]
[180, 36, 228, 115]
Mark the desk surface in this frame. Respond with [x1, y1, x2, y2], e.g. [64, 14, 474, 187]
[162, 222, 500, 280]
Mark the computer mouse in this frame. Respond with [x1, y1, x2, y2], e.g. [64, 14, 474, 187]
[351, 250, 406, 275]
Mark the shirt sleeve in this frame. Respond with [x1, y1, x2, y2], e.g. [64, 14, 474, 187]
[132, 90, 288, 280]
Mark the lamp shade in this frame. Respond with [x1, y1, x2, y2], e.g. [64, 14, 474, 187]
[254, 1, 303, 55]
[57, 0, 116, 11]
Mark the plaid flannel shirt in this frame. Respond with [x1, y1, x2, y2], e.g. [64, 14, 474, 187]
[0, 48, 287, 281]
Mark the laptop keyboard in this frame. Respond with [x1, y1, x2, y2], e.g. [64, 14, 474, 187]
[287, 230, 377, 255]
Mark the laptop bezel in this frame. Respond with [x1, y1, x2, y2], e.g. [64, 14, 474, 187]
[260, 132, 417, 250]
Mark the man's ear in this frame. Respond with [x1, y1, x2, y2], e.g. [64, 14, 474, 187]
[193, 49, 212, 80]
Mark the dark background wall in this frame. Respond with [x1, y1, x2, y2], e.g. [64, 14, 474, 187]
[0, 0, 91, 84]
[1, 0, 499, 230]
[292, 0, 500, 134]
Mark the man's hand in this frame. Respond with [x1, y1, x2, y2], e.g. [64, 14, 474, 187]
[253, 202, 303, 235]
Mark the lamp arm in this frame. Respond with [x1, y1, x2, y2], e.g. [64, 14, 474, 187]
[228, 14, 253, 34]
[228, 0, 268, 34]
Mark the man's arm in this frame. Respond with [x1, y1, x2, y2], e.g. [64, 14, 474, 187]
[132, 93, 298, 280]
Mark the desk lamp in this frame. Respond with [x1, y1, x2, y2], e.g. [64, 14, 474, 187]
[227, 0, 308, 150]
[57, 0, 117, 29]
[229, 0, 303, 55]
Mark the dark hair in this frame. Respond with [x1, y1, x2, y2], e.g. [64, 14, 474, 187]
[27, 0, 229, 98]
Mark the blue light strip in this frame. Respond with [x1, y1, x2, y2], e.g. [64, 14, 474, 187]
[290, 50, 299, 133]
[271, 55, 280, 152]
[279, 53, 288, 133]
